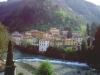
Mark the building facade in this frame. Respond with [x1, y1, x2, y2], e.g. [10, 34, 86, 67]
[50, 28, 60, 35]
[39, 39, 50, 52]
[11, 31, 23, 45]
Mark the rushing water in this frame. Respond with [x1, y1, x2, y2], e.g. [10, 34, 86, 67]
[13, 49, 91, 70]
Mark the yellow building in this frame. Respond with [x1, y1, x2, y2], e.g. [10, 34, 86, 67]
[64, 39, 79, 46]
[50, 39, 64, 47]
[50, 37, 80, 50]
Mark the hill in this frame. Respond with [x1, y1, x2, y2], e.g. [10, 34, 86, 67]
[0, 0, 100, 34]
[54, 0, 100, 24]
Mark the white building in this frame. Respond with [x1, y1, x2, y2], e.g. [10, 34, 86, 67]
[73, 35, 85, 43]
[39, 39, 50, 52]
[11, 31, 23, 45]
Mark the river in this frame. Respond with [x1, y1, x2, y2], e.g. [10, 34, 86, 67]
[13, 50, 90, 70]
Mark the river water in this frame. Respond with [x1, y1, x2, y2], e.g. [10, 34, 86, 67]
[13, 50, 90, 70]
[1, 49, 100, 75]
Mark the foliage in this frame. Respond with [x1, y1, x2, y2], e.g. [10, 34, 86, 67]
[63, 0, 100, 24]
[18, 72, 23, 75]
[86, 23, 90, 36]
[36, 60, 54, 75]
[67, 27, 72, 38]
[0, 0, 89, 34]
[58, 47, 62, 52]
[77, 70, 81, 74]
[0, 23, 9, 60]
[4, 40, 15, 75]
[90, 22, 97, 36]
[94, 26, 100, 50]
[66, 47, 74, 53]
[81, 40, 88, 51]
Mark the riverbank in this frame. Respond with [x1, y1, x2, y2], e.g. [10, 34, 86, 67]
[15, 61, 100, 75]
[15, 45, 100, 71]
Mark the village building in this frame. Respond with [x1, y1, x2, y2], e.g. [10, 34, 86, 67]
[62, 31, 68, 37]
[43, 32, 53, 39]
[50, 37, 81, 50]
[24, 31, 32, 36]
[39, 39, 50, 52]
[10, 31, 23, 45]
[64, 38, 78, 46]
[22, 35, 38, 47]
[31, 31, 44, 39]
[73, 35, 85, 43]
[72, 31, 78, 37]
[50, 28, 60, 35]
[50, 39, 64, 47]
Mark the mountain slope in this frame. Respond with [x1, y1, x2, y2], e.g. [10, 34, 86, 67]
[0, 0, 100, 34]
[54, 0, 100, 24]
[0, 0, 85, 33]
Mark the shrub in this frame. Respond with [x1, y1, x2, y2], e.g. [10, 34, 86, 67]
[77, 70, 81, 74]
[36, 60, 54, 75]
[18, 72, 23, 75]
[66, 47, 74, 53]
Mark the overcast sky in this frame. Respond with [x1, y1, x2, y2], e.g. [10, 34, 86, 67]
[0, 0, 100, 6]
[86, 0, 100, 5]
[0, 0, 7, 2]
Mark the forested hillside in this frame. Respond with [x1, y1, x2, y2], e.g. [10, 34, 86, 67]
[0, 0, 100, 34]
[54, 0, 100, 24]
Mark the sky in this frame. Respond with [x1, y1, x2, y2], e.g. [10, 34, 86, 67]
[0, 0, 100, 5]
[86, 0, 100, 5]
[0, 0, 7, 2]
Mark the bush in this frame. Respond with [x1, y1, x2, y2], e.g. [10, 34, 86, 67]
[18, 72, 23, 75]
[66, 47, 74, 53]
[36, 60, 54, 75]
[77, 70, 81, 74]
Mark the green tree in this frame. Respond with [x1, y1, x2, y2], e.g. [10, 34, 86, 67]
[86, 23, 90, 36]
[86, 23, 91, 46]
[4, 40, 15, 75]
[66, 47, 74, 53]
[36, 60, 54, 75]
[0, 23, 9, 60]
[18, 72, 23, 75]
[81, 40, 88, 51]
[90, 22, 97, 36]
[67, 27, 72, 38]
[94, 26, 100, 51]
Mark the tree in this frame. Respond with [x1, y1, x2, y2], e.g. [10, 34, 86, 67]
[36, 60, 54, 75]
[0, 23, 9, 60]
[66, 47, 74, 53]
[81, 40, 88, 51]
[90, 22, 97, 36]
[94, 26, 100, 51]
[86, 23, 90, 36]
[4, 40, 15, 75]
[67, 27, 72, 38]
